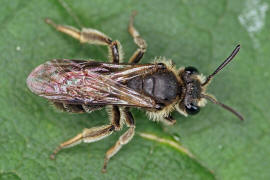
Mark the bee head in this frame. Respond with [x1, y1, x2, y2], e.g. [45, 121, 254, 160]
[179, 66, 202, 115]
[177, 45, 244, 120]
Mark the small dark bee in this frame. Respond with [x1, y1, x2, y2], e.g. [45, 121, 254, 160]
[27, 13, 243, 172]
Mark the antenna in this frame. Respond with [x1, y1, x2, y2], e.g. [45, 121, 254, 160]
[201, 94, 244, 121]
[202, 45, 240, 86]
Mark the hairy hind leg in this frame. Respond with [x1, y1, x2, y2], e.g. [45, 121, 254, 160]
[50, 106, 122, 160]
[45, 18, 122, 63]
[128, 12, 147, 64]
[50, 125, 115, 159]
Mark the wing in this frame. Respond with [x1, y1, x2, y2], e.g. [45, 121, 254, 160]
[27, 59, 160, 108]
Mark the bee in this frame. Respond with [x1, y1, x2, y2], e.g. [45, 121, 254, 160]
[27, 12, 243, 172]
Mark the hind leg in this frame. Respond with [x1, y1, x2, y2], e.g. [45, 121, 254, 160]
[50, 106, 122, 159]
[45, 18, 122, 63]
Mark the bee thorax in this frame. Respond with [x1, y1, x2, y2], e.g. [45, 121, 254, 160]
[127, 71, 181, 104]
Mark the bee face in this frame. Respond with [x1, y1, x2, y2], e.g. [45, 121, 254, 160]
[178, 66, 205, 115]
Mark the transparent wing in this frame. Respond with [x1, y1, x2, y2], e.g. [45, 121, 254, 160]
[27, 59, 157, 108]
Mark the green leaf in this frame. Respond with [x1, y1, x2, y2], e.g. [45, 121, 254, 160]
[1, 0, 270, 179]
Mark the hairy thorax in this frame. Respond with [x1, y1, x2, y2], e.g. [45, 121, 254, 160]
[127, 70, 181, 104]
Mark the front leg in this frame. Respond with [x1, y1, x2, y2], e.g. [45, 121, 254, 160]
[162, 114, 176, 125]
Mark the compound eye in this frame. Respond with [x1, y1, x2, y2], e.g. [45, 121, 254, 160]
[185, 66, 199, 75]
[185, 103, 200, 115]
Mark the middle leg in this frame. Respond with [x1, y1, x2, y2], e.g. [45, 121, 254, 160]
[45, 18, 122, 63]
[102, 107, 135, 172]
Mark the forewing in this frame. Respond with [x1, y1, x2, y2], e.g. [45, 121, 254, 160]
[27, 59, 156, 108]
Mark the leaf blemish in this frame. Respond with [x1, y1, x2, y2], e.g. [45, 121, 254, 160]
[238, 0, 269, 48]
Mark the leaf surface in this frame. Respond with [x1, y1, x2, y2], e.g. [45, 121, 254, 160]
[0, 0, 270, 179]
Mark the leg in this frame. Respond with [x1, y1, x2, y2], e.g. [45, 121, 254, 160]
[50, 106, 121, 159]
[110, 106, 121, 130]
[50, 125, 115, 159]
[128, 12, 147, 64]
[52, 102, 84, 113]
[102, 107, 135, 173]
[52, 102, 104, 113]
[162, 114, 176, 125]
[45, 18, 122, 63]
